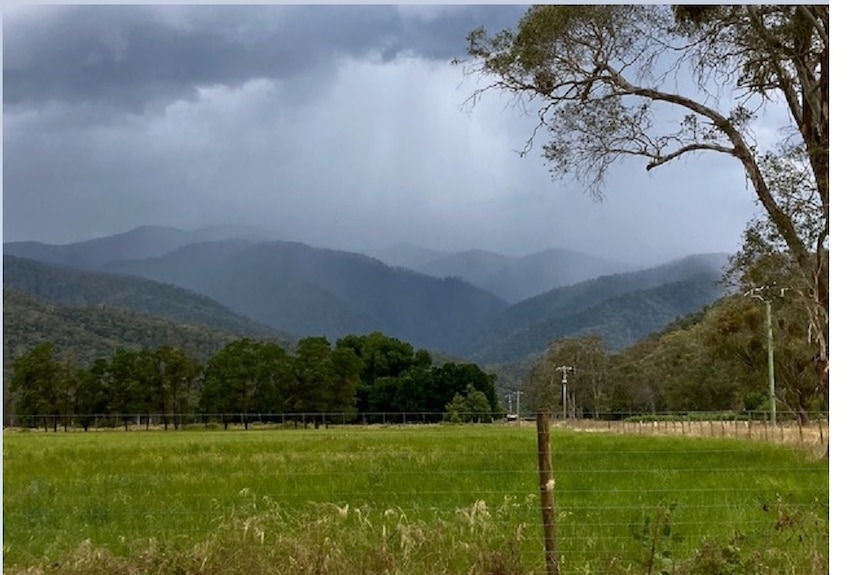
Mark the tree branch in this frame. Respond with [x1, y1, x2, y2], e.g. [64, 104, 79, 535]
[602, 69, 811, 269]
[646, 143, 735, 171]
[797, 5, 828, 49]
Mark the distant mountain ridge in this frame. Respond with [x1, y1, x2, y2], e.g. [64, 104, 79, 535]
[3, 224, 272, 270]
[104, 240, 509, 353]
[408, 246, 633, 302]
[367, 242, 453, 270]
[4, 225, 731, 365]
[3, 254, 292, 344]
[473, 252, 731, 341]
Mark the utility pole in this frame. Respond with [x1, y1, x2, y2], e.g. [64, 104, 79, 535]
[745, 286, 785, 426]
[506, 391, 524, 425]
[515, 390, 523, 426]
[555, 365, 574, 420]
[765, 298, 775, 426]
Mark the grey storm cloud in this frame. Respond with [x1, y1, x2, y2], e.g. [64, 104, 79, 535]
[3, 4, 764, 266]
[3, 4, 527, 114]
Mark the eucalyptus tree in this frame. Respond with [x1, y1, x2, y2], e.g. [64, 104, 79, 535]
[698, 294, 824, 422]
[105, 348, 143, 430]
[149, 346, 202, 430]
[9, 342, 65, 430]
[293, 336, 361, 424]
[67, 359, 110, 431]
[523, 335, 611, 417]
[723, 143, 828, 410]
[459, 4, 828, 399]
[201, 338, 292, 429]
[565, 334, 610, 417]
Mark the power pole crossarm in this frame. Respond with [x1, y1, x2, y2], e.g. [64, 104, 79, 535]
[555, 365, 574, 383]
[555, 365, 575, 420]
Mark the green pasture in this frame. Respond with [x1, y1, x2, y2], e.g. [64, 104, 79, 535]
[3, 425, 828, 573]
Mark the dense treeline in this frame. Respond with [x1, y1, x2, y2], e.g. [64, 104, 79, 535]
[2, 287, 298, 419]
[523, 293, 826, 423]
[7, 331, 500, 431]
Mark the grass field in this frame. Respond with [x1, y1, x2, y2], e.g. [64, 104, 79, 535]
[2, 424, 828, 574]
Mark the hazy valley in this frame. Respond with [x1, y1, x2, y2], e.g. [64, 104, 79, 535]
[4, 225, 730, 375]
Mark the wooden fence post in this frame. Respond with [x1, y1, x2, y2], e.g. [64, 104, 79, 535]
[536, 412, 559, 575]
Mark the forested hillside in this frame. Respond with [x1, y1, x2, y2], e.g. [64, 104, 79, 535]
[4, 255, 289, 341]
[467, 273, 727, 364]
[460, 254, 729, 360]
[5, 229, 735, 415]
[2, 289, 281, 369]
[5, 241, 729, 367]
[104, 240, 509, 352]
[5, 244, 818, 423]
[5, 227, 730, 363]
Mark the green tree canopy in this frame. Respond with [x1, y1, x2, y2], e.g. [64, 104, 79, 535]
[445, 385, 493, 423]
[9, 342, 66, 430]
[201, 338, 292, 428]
[149, 346, 202, 430]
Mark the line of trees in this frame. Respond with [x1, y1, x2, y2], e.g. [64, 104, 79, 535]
[8, 331, 501, 431]
[523, 291, 826, 423]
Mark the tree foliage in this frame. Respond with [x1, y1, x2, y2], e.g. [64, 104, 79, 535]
[523, 334, 611, 416]
[149, 346, 202, 430]
[201, 338, 292, 429]
[520, 289, 826, 421]
[294, 336, 360, 417]
[602, 295, 823, 419]
[444, 384, 493, 423]
[9, 342, 67, 431]
[8, 332, 499, 428]
[460, 4, 828, 397]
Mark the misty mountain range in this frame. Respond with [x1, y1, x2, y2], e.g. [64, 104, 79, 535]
[380, 246, 636, 303]
[4, 225, 732, 364]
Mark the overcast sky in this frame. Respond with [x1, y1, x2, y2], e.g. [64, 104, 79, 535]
[3, 4, 786, 266]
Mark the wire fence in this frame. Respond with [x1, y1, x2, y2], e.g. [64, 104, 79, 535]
[3, 410, 830, 447]
[3, 412, 829, 573]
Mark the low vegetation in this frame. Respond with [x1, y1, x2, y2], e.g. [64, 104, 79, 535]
[3, 426, 828, 574]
